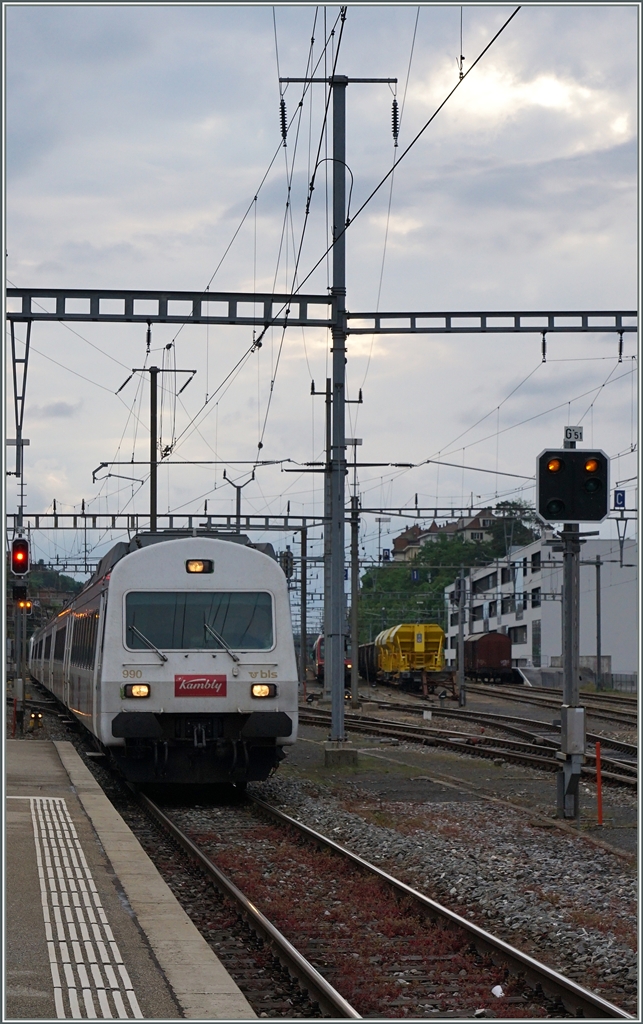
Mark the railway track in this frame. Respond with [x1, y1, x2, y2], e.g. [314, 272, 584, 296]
[466, 684, 637, 728]
[138, 793, 357, 1018]
[138, 792, 631, 1019]
[299, 707, 637, 787]
[360, 695, 638, 759]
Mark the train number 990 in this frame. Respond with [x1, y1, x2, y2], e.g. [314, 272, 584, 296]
[122, 669, 143, 679]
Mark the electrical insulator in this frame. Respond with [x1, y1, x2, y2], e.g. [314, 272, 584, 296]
[279, 547, 294, 579]
[280, 97, 287, 145]
[391, 98, 399, 146]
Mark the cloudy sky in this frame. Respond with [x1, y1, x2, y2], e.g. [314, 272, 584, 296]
[5, 3, 639, 599]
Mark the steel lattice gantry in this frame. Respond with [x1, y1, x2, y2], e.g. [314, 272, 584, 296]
[5, 285, 639, 749]
[6, 287, 637, 335]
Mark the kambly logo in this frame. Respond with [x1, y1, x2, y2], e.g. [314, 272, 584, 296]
[174, 675, 227, 697]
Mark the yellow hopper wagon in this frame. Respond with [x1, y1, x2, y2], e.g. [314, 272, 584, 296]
[360, 623, 454, 695]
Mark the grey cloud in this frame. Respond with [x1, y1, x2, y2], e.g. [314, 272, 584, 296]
[31, 401, 83, 419]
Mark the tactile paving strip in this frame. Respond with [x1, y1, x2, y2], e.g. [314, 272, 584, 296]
[30, 796, 143, 1020]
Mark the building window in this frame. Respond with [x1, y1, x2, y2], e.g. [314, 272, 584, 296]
[450, 611, 461, 627]
[482, 519, 492, 528]
[509, 624, 528, 645]
[488, 601, 497, 617]
[471, 531, 483, 541]
[472, 604, 484, 621]
[531, 587, 541, 608]
[501, 566, 513, 585]
[531, 551, 541, 573]
[473, 572, 497, 595]
[501, 596, 514, 615]
[450, 635, 458, 648]
[532, 619, 541, 668]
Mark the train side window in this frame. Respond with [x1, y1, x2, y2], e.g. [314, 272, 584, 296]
[54, 625, 67, 661]
[44, 634, 52, 660]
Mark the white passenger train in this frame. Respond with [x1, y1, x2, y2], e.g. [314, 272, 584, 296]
[29, 533, 298, 785]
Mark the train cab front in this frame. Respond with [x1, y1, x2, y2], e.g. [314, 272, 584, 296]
[109, 705, 294, 785]
[99, 536, 299, 786]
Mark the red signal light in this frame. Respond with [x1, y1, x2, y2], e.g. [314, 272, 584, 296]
[11, 538, 30, 576]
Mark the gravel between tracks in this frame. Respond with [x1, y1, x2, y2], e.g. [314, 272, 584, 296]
[249, 774, 637, 1016]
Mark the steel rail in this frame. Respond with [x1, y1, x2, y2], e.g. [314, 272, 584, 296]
[299, 709, 636, 786]
[367, 696, 638, 758]
[137, 793, 361, 1019]
[249, 797, 632, 1020]
[469, 682, 638, 710]
[465, 685, 637, 727]
[498, 683, 638, 708]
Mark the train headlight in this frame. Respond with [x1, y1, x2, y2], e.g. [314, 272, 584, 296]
[186, 559, 214, 573]
[251, 683, 277, 698]
[122, 683, 150, 698]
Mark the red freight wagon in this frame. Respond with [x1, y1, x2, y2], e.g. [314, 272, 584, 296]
[463, 631, 517, 684]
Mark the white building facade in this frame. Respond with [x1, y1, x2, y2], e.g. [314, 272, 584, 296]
[444, 536, 638, 682]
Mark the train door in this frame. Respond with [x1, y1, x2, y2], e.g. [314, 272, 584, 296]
[63, 619, 73, 706]
[92, 592, 107, 734]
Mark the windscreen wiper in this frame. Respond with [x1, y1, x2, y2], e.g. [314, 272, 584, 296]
[128, 624, 168, 663]
[204, 621, 240, 675]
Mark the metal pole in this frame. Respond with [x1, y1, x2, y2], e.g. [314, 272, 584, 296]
[350, 494, 360, 706]
[595, 555, 602, 690]
[150, 365, 159, 532]
[236, 486, 242, 532]
[15, 601, 22, 682]
[329, 75, 348, 743]
[558, 518, 583, 819]
[323, 378, 332, 699]
[300, 525, 308, 692]
[562, 523, 580, 708]
[458, 566, 466, 705]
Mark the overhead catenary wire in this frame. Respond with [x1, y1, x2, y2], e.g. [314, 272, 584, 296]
[251, 6, 522, 349]
[255, 7, 348, 460]
[358, 5, 421, 398]
[161, 10, 342, 462]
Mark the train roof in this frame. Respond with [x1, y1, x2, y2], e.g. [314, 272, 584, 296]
[89, 531, 276, 586]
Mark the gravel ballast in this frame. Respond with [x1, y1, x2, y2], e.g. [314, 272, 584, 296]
[251, 773, 637, 1015]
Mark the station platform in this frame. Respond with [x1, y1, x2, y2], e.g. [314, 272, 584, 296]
[5, 739, 256, 1020]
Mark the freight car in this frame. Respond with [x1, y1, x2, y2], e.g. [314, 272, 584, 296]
[462, 631, 518, 684]
[312, 635, 352, 686]
[359, 623, 454, 694]
[28, 533, 298, 786]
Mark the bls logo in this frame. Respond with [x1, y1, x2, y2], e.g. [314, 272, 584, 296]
[249, 670, 278, 679]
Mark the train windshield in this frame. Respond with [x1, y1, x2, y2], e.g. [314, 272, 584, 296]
[125, 591, 273, 650]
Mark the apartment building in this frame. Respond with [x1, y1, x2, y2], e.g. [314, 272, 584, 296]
[444, 536, 638, 677]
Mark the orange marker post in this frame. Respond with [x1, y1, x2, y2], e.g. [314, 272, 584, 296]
[595, 741, 603, 826]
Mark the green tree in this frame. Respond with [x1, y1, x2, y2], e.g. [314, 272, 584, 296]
[357, 503, 540, 643]
[486, 500, 540, 559]
[359, 534, 497, 642]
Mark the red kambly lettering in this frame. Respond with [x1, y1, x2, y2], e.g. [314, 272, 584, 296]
[174, 675, 227, 697]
